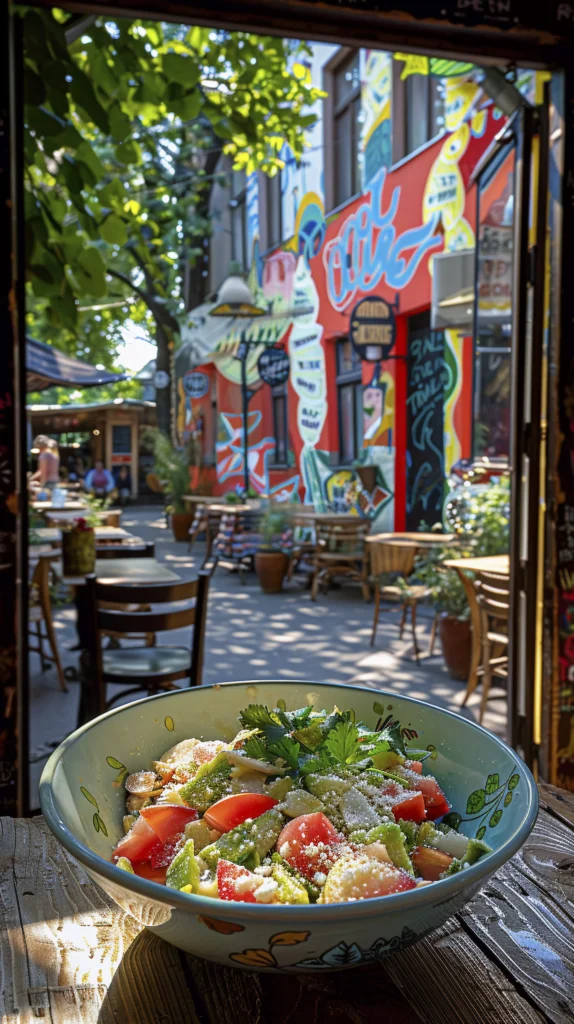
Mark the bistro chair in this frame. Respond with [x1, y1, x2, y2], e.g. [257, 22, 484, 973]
[287, 506, 317, 582]
[95, 541, 155, 559]
[85, 569, 210, 713]
[369, 540, 437, 660]
[475, 571, 510, 724]
[28, 556, 67, 692]
[311, 519, 370, 601]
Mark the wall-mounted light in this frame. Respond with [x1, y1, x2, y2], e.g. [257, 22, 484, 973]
[93, 429, 100, 436]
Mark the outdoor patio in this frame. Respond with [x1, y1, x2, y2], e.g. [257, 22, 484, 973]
[28, 506, 507, 805]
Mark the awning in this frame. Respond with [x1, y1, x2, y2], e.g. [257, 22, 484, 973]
[26, 337, 127, 393]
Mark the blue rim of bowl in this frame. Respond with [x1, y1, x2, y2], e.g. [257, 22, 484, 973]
[40, 680, 539, 922]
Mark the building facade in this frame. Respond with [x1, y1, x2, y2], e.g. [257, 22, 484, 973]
[177, 47, 539, 528]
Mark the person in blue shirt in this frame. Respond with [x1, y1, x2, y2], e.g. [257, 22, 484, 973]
[84, 460, 116, 498]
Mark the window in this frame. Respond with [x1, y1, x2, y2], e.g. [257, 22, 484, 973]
[112, 425, 131, 454]
[393, 68, 445, 163]
[333, 53, 362, 207]
[230, 169, 248, 270]
[271, 383, 289, 465]
[336, 338, 363, 463]
[265, 171, 283, 250]
[474, 143, 515, 461]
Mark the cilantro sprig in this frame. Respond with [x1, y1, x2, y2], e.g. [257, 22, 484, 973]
[236, 701, 407, 777]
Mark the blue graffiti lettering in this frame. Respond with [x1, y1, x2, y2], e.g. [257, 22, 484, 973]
[324, 168, 442, 310]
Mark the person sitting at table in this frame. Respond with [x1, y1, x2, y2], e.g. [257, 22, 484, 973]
[84, 460, 116, 499]
[114, 465, 132, 506]
[30, 436, 60, 494]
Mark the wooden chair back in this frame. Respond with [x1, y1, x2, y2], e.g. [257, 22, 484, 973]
[95, 542, 155, 559]
[315, 519, 369, 556]
[85, 570, 210, 698]
[475, 571, 510, 625]
[369, 541, 417, 578]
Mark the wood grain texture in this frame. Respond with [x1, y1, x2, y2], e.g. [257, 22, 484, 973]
[1, 786, 573, 1024]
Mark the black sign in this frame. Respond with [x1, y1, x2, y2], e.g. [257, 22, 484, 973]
[257, 348, 290, 387]
[406, 318, 447, 530]
[350, 296, 396, 362]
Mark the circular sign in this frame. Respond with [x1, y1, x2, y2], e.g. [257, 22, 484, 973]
[350, 296, 396, 362]
[154, 370, 170, 390]
[183, 370, 209, 399]
[257, 347, 290, 387]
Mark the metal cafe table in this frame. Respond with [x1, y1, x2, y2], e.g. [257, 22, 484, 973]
[1, 782, 572, 1023]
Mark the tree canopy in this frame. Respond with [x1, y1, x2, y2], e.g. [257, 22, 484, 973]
[23, 9, 322, 429]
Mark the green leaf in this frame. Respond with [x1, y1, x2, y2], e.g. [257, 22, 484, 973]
[74, 247, 107, 297]
[26, 106, 67, 138]
[81, 786, 98, 808]
[100, 213, 128, 246]
[243, 735, 269, 761]
[239, 704, 280, 730]
[116, 140, 142, 166]
[489, 809, 503, 828]
[299, 748, 332, 775]
[70, 69, 110, 133]
[93, 812, 101, 832]
[163, 52, 200, 88]
[106, 756, 125, 770]
[442, 812, 462, 830]
[60, 155, 84, 196]
[268, 737, 300, 770]
[373, 701, 387, 716]
[168, 88, 201, 122]
[76, 141, 105, 183]
[475, 825, 487, 840]
[24, 71, 46, 106]
[324, 721, 359, 765]
[504, 792, 513, 807]
[108, 104, 132, 143]
[466, 789, 486, 815]
[508, 773, 520, 791]
[485, 773, 500, 795]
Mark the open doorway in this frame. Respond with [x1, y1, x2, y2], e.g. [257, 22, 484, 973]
[4, 2, 557, 812]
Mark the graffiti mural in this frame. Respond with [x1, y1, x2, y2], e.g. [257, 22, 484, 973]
[361, 51, 392, 188]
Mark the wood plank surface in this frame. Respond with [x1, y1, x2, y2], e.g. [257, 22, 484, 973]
[444, 555, 510, 575]
[1, 786, 573, 1024]
[60, 557, 181, 587]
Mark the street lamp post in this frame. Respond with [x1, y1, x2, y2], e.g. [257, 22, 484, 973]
[209, 263, 266, 496]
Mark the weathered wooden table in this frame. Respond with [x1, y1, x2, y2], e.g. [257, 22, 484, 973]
[1, 783, 572, 1023]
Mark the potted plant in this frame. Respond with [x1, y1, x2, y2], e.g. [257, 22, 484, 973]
[255, 504, 293, 594]
[415, 546, 472, 679]
[146, 430, 194, 542]
[416, 477, 510, 679]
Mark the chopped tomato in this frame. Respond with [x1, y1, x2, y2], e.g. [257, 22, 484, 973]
[203, 793, 278, 833]
[411, 845, 453, 881]
[391, 791, 427, 823]
[404, 759, 423, 774]
[113, 815, 162, 864]
[216, 859, 259, 903]
[133, 861, 168, 884]
[277, 812, 340, 881]
[149, 832, 185, 869]
[413, 775, 450, 821]
[139, 804, 199, 842]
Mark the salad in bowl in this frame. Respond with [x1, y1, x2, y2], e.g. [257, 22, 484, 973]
[112, 700, 491, 905]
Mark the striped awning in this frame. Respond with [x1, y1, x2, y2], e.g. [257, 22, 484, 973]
[26, 337, 127, 393]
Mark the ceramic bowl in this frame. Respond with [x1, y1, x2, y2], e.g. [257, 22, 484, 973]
[40, 681, 538, 972]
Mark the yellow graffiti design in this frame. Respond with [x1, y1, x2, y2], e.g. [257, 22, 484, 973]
[444, 216, 475, 253]
[444, 76, 480, 133]
[394, 53, 429, 79]
[423, 124, 469, 231]
[363, 370, 395, 446]
[443, 329, 463, 474]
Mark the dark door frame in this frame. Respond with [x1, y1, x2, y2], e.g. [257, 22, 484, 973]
[1, 0, 569, 813]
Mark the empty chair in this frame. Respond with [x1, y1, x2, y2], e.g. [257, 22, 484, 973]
[85, 570, 210, 714]
[28, 556, 67, 692]
[369, 540, 436, 660]
[475, 571, 510, 724]
[287, 510, 316, 582]
[311, 519, 370, 601]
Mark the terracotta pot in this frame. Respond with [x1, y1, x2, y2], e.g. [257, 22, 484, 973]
[439, 614, 471, 681]
[255, 551, 289, 594]
[171, 512, 194, 543]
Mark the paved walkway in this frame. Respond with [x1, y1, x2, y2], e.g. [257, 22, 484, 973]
[29, 506, 506, 805]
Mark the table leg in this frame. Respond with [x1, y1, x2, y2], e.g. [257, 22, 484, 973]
[452, 567, 482, 705]
[73, 586, 101, 727]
